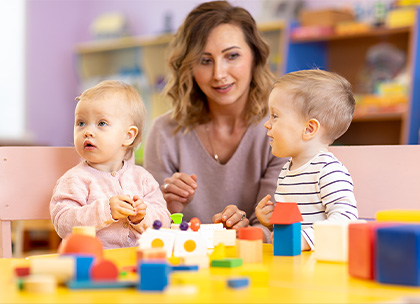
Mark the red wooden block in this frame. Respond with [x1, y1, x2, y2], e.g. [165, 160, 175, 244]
[238, 227, 263, 240]
[90, 259, 119, 281]
[15, 267, 30, 277]
[348, 221, 399, 280]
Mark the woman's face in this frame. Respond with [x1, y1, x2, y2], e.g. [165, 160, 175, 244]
[193, 23, 254, 109]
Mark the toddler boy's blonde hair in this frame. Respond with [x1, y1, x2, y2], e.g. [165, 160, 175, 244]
[273, 69, 355, 144]
[76, 80, 147, 157]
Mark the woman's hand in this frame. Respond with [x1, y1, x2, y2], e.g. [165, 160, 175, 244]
[161, 173, 197, 213]
[212, 204, 249, 229]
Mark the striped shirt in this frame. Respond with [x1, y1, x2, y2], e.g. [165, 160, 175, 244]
[274, 152, 358, 250]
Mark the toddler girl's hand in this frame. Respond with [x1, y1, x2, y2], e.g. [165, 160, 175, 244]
[109, 194, 136, 220]
[128, 195, 147, 224]
[255, 194, 274, 228]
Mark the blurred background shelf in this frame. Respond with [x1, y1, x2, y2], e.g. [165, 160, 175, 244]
[285, 20, 420, 145]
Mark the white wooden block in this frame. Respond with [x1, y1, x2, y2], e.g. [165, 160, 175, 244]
[198, 223, 224, 249]
[314, 221, 350, 262]
[213, 229, 237, 246]
[23, 274, 57, 293]
[30, 256, 75, 284]
[173, 231, 207, 257]
[139, 228, 176, 257]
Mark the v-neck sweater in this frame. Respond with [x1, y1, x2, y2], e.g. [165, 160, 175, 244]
[144, 111, 287, 241]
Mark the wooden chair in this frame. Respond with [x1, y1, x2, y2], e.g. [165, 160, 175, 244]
[329, 145, 420, 219]
[0, 146, 80, 258]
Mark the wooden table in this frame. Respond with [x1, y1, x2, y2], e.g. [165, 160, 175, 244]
[1, 244, 420, 303]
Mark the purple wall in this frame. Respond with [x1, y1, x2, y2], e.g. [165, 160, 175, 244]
[27, 0, 258, 146]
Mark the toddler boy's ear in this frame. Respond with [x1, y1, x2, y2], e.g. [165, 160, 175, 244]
[303, 118, 320, 140]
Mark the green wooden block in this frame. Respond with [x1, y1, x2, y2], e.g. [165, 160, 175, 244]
[211, 258, 243, 268]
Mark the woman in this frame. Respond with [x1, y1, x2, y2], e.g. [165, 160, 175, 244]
[143, 0, 287, 241]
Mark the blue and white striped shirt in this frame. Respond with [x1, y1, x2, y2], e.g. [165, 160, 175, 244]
[274, 152, 358, 250]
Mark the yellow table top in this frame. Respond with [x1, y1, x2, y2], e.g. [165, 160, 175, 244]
[1, 244, 420, 303]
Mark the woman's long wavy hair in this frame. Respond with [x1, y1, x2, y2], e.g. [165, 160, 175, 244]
[164, 0, 275, 132]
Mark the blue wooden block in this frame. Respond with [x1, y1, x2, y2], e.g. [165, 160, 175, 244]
[227, 277, 250, 289]
[74, 255, 94, 281]
[67, 280, 136, 289]
[376, 224, 420, 286]
[138, 262, 171, 291]
[273, 223, 301, 256]
[171, 265, 199, 271]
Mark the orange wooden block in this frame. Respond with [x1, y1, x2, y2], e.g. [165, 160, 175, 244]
[238, 227, 263, 240]
[59, 234, 103, 260]
[348, 221, 399, 280]
[137, 247, 167, 261]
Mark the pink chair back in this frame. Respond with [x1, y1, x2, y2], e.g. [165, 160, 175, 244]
[0, 146, 80, 258]
[329, 145, 420, 219]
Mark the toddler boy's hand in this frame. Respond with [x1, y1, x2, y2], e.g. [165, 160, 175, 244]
[255, 194, 274, 228]
[109, 194, 136, 220]
[128, 195, 147, 224]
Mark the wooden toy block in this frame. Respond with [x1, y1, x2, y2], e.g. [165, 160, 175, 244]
[72, 226, 96, 237]
[14, 267, 30, 278]
[213, 229, 236, 246]
[227, 277, 250, 289]
[211, 258, 243, 268]
[270, 202, 303, 256]
[210, 243, 226, 261]
[376, 210, 420, 223]
[138, 261, 171, 291]
[90, 259, 118, 281]
[138, 228, 175, 257]
[59, 233, 103, 260]
[236, 239, 263, 263]
[179, 255, 210, 269]
[225, 245, 237, 258]
[238, 227, 263, 240]
[171, 265, 199, 271]
[67, 280, 136, 289]
[198, 223, 224, 249]
[273, 223, 301, 256]
[137, 247, 167, 261]
[30, 256, 75, 284]
[74, 255, 94, 281]
[314, 221, 349, 262]
[376, 224, 420, 286]
[23, 274, 57, 293]
[167, 256, 180, 265]
[173, 231, 207, 257]
[348, 220, 397, 280]
[270, 202, 303, 225]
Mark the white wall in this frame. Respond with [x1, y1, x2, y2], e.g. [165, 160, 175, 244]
[0, 1, 27, 141]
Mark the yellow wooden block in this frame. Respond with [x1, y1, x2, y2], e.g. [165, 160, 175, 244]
[210, 244, 225, 261]
[225, 245, 237, 258]
[376, 209, 420, 223]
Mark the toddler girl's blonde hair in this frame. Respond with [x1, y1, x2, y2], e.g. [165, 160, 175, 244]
[273, 69, 355, 144]
[76, 80, 147, 157]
